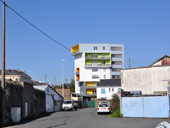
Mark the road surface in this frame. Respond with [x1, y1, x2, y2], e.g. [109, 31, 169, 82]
[5, 108, 168, 128]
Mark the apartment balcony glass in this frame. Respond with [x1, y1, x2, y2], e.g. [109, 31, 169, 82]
[85, 64, 111, 67]
[85, 53, 111, 60]
[86, 86, 97, 89]
[85, 56, 110, 60]
[85, 60, 111, 67]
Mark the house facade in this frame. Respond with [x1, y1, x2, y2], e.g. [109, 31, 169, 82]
[71, 43, 124, 96]
[34, 85, 63, 112]
[149, 55, 170, 66]
[0, 69, 31, 83]
[97, 79, 121, 100]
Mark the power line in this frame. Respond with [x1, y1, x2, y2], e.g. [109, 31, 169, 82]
[0, 0, 71, 51]
[122, 60, 129, 66]
[130, 59, 143, 67]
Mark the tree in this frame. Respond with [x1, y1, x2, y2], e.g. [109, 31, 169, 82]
[111, 94, 120, 111]
[70, 78, 75, 92]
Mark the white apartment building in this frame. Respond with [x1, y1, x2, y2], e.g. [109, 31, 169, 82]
[71, 43, 124, 96]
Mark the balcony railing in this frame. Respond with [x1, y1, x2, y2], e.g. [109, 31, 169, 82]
[86, 86, 97, 89]
[85, 57, 110, 60]
[71, 51, 79, 56]
[85, 64, 111, 67]
[87, 93, 96, 96]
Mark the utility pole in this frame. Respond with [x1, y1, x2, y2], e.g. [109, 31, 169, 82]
[54, 77, 56, 86]
[45, 73, 46, 85]
[1, 1, 5, 90]
[1, 1, 5, 125]
[129, 57, 131, 69]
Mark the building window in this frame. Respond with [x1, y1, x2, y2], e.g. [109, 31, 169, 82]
[112, 61, 115, 65]
[112, 54, 115, 58]
[109, 88, 111, 92]
[93, 83, 97, 86]
[94, 46, 97, 50]
[92, 68, 98, 72]
[92, 75, 98, 79]
[112, 68, 121, 72]
[79, 82, 83, 86]
[101, 88, 106, 94]
[112, 88, 114, 91]
[104, 69, 106, 72]
[103, 47, 105, 50]
[104, 75, 106, 79]
[112, 75, 120, 79]
[112, 68, 116, 71]
[92, 54, 98, 58]
[102, 61, 105, 65]
[93, 90, 96, 95]
[111, 47, 122, 51]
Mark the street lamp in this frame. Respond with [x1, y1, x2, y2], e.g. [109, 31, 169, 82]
[62, 59, 66, 98]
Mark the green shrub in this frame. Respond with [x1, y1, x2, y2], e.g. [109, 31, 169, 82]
[111, 101, 120, 112]
[111, 94, 120, 103]
[110, 94, 120, 112]
[110, 109, 121, 118]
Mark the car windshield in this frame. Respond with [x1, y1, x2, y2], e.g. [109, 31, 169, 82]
[99, 103, 108, 107]
[101, 102, 109, 104]
[63, 101, 72, 104]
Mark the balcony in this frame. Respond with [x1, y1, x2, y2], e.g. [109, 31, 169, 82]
[112, 65, 123, 68]
[85, 57, 110, 60]
[71, 51, 81, 56]
[87, 93, 96, 96]
[112, 58, 123, 61]
[86, 86, 97, 89]
[85, 64, 111, 67]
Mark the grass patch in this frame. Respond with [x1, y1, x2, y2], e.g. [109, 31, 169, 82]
[110, 109, 121, 118]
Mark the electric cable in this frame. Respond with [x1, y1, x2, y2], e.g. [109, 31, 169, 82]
[0, 0, 71, 51]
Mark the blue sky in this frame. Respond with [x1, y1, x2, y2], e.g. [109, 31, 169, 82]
[0, 0, 169, 84]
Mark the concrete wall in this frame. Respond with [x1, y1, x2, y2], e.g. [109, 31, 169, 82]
[0, 81, 46, 127]
[122, 95, 169, 118]
[121, 65, 170, 94]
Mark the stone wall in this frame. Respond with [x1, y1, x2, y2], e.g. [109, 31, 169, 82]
[0, 81, 46, 127]
[33, 88, 46, 116]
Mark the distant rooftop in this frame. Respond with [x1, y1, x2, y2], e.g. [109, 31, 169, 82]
[0, 69, 31, 79]
[97, 79, 121, 87]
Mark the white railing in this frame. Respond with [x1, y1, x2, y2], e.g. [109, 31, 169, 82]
[85, 57, 110, 60]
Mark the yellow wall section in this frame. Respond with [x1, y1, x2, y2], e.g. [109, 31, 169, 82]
[86, 82, 97, 86]
[76, 68, 79, 72]
[86, 89, 96, 94]
[71, 44, 79, 54]
[76, 75, 79, 80]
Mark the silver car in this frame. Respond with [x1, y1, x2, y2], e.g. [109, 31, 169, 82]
[97, 101, 111, 114]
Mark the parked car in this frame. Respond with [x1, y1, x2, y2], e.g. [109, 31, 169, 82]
[97, 101, 111, 114]
[99, 101, 111, 107]
[62, 100, 78, 111]
[155, 121, 170, 128]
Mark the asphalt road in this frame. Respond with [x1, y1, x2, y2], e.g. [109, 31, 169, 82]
[5, 108, 169, 128]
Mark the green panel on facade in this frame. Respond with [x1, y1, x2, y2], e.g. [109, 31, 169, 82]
[87, 101, 95, 108]
[85, 53, 110, 57]
[85, 60, 111, 65]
